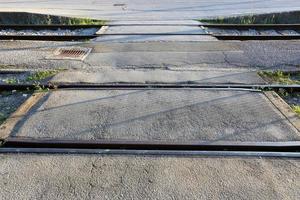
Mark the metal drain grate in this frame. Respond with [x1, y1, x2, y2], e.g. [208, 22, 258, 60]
[46, 47, 92, 61]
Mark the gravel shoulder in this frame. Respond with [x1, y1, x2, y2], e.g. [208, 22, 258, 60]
[0, 28, 98, 36]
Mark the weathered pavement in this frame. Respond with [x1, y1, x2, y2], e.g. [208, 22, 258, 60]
[1, 1, 300, 199]
[0, 155, 299, 199]
[8, 89, 300, 142]
[1, 22, 300, 200]
[1, 0, 300, 20]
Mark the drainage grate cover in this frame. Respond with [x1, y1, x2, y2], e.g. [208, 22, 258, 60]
[46, 47, 92, 61]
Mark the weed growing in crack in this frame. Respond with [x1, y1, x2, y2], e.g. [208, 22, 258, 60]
[292, 105, 300, 116]
[258, 71, 300, 85]
[26, 70, 59, 82]
[4, 78, 18, 84]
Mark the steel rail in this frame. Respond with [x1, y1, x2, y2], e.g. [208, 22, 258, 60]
[0, 83, 299, 92]
[201, 24, 300, 40]
[2, 34, 300, 41]
[1, 24, 300, 41]
[0, 24, 102, 30]
[106, 24, 201, 26]
[0, 35, 98, 41]
[0, 25, 102, 40]
[97, 33, 211, 35]
[201, 24, 300, 30]
[3, 138, 300, 152]
[0, 148, 299, 158]
[214, 35, 300, 41]
[1, 24, 300, 29]
[3, 24, 299, 29]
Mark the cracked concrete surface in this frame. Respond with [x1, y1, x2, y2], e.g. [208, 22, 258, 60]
[1, 40, 300, 74]
[10, 89, 300, 142]
[1, 1, 300, 199]
[51, 68, 265, 85]
[0, 154, 299, 200]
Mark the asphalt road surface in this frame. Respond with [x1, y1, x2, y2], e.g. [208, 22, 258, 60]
[1, 0, 300, 20]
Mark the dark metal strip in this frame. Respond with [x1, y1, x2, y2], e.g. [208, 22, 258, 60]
[0, 35, 97, 41]
[106, 24, 201, 26]
[0, 25, 102, 30]
[202, 24, 300, 30]
[214, 35, 300, 40]
[3, 138, 300, 152]
[0, 148, 299, 158]
[1, 24, 300, 30]
[0, 83, 299, 92]
[98, 33, 211, 35]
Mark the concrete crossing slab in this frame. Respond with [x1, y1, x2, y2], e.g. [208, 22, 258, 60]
[108, 20, 201, 25]
[94, 35, 218, 42]
[84, 51, 249, 68]
[86, 41, 239, 52]
[9, 89, 300, 142]
[102, 25, 207, 34]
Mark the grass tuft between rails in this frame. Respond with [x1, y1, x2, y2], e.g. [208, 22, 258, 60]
[258, 70, 300, 116]
[26, 70, 59, 82]
[258, 71, 300, 85]
[292, 105, 300, 116]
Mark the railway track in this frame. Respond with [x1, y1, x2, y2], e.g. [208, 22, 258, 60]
[0, 138, 299, 157]
[0, 82, 299, 157]
[1, 24, 300, 40]
[0, 24, 299, 157]
[0, 24, 102, 41]
[202, 24, 300, 40]
[0, 83, 300, 92]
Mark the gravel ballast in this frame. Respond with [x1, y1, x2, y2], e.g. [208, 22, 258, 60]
[0, 28, 98, 36]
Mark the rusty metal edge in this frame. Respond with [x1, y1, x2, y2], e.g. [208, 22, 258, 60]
[0, 92, 46, 140]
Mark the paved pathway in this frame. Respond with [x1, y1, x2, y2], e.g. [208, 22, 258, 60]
[1, 0, 300, 20]
[0, 2, 300, 200]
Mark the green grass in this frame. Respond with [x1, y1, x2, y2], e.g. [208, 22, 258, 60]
[199, 15, 277, 24]
[198, 11, 300, 24]
[26, 70, 59, 82]
[292, 105, 300, 116]
[258, 71, 300, 116]
[65, 18, 106, 25]
[0, 12, 106, 26]
[258, 71, 300, 85]
[4, 78, 18, 84]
